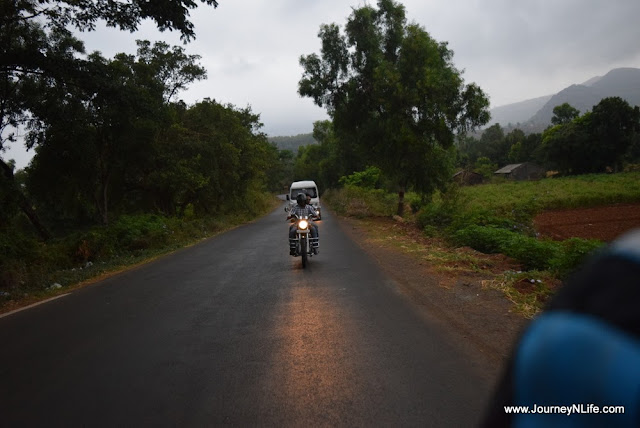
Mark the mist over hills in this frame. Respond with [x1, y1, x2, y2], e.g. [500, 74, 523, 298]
[489, 67, 640, 132]
[488, 95, 553, 128]
[268, 133, 316, 152]
[269, 68, 640, 143]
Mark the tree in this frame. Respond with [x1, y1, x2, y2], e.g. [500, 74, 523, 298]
[479, 124, 508, 165]
[505, 128, 526, 163]
[474, 156, 498, 179]
[298, 0, 489, 216]
[551, 103, 580, 126]
[25, 42, 207, 225]
[135, 40, 207, 103]
[1, 0, 218, 237]
[523, 133, 544, 164]
[588, 97, 640, 172]
[455, 135, 482, 167]
[541, 120, 591, 175]
[161, 99, 276, 215]
[541, 97, 640, 175]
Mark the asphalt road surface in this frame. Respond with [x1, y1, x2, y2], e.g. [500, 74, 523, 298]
[0, 204, 491, 427]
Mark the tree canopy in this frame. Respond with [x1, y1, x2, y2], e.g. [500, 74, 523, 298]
[298, 0, 489, 215]
[551, 103, 580, 126]
[541, 97, 640, 174]
[0, 0, 220, 237]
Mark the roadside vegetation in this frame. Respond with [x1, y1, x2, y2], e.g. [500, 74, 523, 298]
[0, 195, 279, 313]
[325, 171, 640, 317]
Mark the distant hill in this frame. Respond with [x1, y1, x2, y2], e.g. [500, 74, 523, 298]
[488, 67, 640, 133]
[528, 68, 640, 128]
[488, 95, 552, 127]
[527, 84, 604, 126]
[268, 133, 316, 152]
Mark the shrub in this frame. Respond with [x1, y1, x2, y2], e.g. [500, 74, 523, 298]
[452, 225, 515, 254]
[324, 186, 396, 217]
[503, 234, 560, 271]
[416, 185, 468, 230]
[338, 166, 382, 189]
[551, 237, 605, 277]
[453, 224, 605, 273]
[111, 214, 170, 251]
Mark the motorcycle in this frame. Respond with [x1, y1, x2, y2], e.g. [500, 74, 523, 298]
[288, 214, 319, 268]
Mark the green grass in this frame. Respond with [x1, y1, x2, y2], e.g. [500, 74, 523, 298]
[459, 171, 640, 216]
[325, 171, 640, 315]
[417, 174, 640, 277]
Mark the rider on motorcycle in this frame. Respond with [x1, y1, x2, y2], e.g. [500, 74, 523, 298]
[287, 193, 319, 255]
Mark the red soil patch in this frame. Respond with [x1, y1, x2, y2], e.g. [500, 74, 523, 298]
[534, 203, 640, 242]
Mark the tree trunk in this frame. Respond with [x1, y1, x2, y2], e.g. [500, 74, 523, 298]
[397, 186, 405, 217]
[0, 158, 51, 240]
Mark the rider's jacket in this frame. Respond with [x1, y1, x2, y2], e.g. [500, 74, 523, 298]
[289, 204, 317, 218]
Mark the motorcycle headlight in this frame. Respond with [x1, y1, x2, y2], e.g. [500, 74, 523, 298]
[299, 220, 308, 229]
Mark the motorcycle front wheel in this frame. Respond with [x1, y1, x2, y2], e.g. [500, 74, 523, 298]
[301, 236, 307, 268]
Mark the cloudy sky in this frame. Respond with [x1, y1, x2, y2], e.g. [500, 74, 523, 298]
[6, 0, 640, 168]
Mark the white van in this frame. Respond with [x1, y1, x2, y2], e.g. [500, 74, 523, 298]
[286, 180, 321, 220]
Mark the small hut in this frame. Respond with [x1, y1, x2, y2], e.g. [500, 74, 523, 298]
[453, 170, 484, 186]
[494, 163, 545, 180]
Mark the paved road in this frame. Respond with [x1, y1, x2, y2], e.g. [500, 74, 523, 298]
[0, 204, 490, 427]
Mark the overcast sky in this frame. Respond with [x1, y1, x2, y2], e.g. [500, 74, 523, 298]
[6, 0, 640, 168]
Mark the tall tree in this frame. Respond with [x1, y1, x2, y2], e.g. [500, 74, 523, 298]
[541, 118, 592, 175]
[298, 0, 489, 216]
[163, 99, 276, 215]
[551, 103, 580, 126]
[588, 97, 640, 172]
[479, 123, 508, 165]
[505, 128, 526, 163]
[1, 0, 218, 236]
[25, 42, 206, 225]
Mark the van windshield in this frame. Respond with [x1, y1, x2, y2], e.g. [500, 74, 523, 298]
[291, 188, 317, 198]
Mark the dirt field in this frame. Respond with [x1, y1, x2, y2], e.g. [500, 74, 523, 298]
[534, 203, 640, 242]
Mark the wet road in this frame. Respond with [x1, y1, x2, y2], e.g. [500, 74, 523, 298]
[0, 204, 490, 426]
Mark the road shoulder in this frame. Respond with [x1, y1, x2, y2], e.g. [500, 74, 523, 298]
[334, 214, 527, 380]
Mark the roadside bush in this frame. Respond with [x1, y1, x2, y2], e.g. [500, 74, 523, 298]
[111, 214, 171, 251]
[407, 193, 424, 214]
[0, 228, 43, 289]
[63, 228, 116, 262]
[323, 186, 396, 217]
[452, 225, 556, 270]
[452, 225, 515, 254]
[416, 203, 448, 229]
[418, 203, 517, 237]
[551, 237, 605, 277]
[453, 225, 604, 273]
[416, 185, 467, 230]
[503, 234, 560, 271]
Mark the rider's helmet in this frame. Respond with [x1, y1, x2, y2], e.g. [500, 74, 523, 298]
[296, 193, 307, 206]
